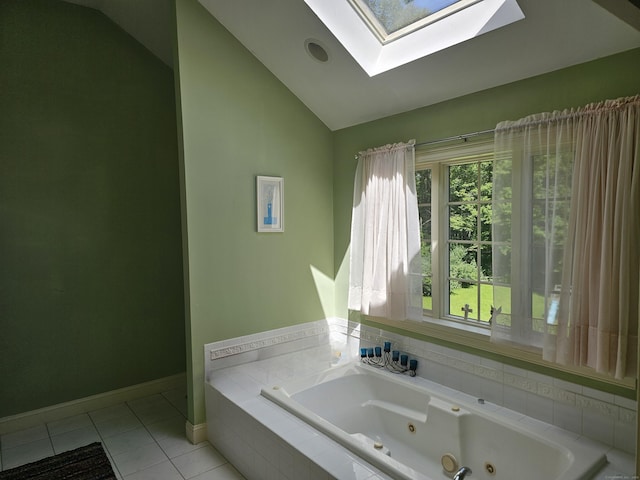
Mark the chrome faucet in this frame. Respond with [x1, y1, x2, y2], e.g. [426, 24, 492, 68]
[453, 466, 472, 480]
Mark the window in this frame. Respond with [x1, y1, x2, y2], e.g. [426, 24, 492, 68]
[303, 0, 524, 76]
[416, 139, 494, 327]
[417, 140, 571, 334]
[491, 147, 574, 344]
[349, 0, 478, 43]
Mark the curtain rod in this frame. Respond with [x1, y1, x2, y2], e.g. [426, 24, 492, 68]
[414, 128, 495, 148]
[354, 128, 495, 159]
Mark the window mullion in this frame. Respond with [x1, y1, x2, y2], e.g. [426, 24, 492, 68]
[431, 163, 442, 318]
[476, 162, 482, 321]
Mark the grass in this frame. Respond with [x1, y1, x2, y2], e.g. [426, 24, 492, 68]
[423, 285, 545, 323]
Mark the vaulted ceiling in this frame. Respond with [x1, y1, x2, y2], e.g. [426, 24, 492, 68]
[64, 0, 640, 131]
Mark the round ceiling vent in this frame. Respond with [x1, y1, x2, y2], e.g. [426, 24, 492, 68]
[304, 39, 329, 63]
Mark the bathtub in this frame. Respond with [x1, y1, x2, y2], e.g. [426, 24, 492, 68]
[261, 362, 608, 480]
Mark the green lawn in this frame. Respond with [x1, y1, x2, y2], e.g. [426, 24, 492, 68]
[423, 285, 545, 324]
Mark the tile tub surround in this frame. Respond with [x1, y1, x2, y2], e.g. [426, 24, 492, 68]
[357, 324, 637, 455]
[204, 318, 362, 382]
[204, 318, 635, 479]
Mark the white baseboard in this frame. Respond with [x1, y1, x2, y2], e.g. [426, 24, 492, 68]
[0, 373, 187, 436]
[185, 420, 207, 444]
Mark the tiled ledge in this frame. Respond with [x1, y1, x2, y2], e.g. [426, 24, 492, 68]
[358, 324, 637, 454]
[203, 317, 636, 454]
[204, 318, 361, 383]
[208, 322, 331, 361]
[204, 319, 635, 479]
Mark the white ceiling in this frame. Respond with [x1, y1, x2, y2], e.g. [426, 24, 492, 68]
[65, 0, 640, 131]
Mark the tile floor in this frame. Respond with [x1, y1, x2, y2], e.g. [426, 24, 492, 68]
[0, 389, 246, 480]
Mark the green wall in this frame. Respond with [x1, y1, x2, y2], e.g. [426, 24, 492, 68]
[333, 48, 640, 358]
[174, 0, 334, 425]
[2, 0, 637, 427]
[0, 0, 186, 417]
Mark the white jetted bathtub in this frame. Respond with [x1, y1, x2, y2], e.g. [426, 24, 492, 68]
[261, 362, 607, 480]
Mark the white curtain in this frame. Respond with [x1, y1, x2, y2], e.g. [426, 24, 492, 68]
[492, 95, 640, 379]
[348, 141, 423, 321]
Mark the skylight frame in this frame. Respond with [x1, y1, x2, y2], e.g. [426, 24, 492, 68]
[304, 0, 525, 77]
[348, 0, 483, 45]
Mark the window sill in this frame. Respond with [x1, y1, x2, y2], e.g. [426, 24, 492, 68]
[422, 314, 491, 338]
[359, 313, 636, 393]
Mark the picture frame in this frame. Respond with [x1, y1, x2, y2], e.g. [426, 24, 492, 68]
[256, 176, 284, 232]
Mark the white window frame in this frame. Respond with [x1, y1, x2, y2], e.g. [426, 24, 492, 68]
[416, 137, 495, 329]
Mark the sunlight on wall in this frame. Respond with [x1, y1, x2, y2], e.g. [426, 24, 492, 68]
[334, 248, 351, 319]
[310, 265, 336, 318]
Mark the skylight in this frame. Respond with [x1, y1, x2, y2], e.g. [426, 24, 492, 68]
[304, 0, 524, 76]
[350, 0, 481, 43]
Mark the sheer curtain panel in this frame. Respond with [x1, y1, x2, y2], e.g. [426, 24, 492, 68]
[492, 95, 640, 379]
[348, 141, 423, 321]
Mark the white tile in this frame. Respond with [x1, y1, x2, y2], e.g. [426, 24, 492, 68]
[526, 370, 553, 384]
[525, 392, 554, 423]
[582, 409, 614, 446]
[162, 389, 188, 418]
[613, 419, 636, 454]
[146, 416, 183, 441]
[155, 428, 203, 459]
[517, 415, 551, 436]
[456, 370, 480, 398]
[583, 387, 615, 404]
[494, 406, 525, 422]
[605, 447, 635, 475]
[191, 463, 247, 480]
[123, 460, 183, 480]
[552, 378, 583, 395]
[614, 395, 637, 410]
[552, 401, 582, 434]
[478, 378, 503, 406]
[308, 459, 331, 480]
[50, 425, 101, 454]
[103, 427, 155, 457]
[438, 365, 462, 391]
[90, 404, 133, 424]
[577, 395, 619, 419]
[253, 451, 280, 480]
[618, 407, 636, 424]
[503, 384, 527, 413]
[107, 452, 123, 480]
[128, 394, 168, 410]
[592, 464, 629, 480]
[47, 413, 94, 437]
[128, 395, 182, 425]
[478, 357, 504, 370]
[546, 425, 580, 443]
[111, 441, 168, 476]
[94, 411, 143, 438]
[232, 448, 256, 480]
[503, 364, 528, 376]
[1, 437, 54, 470]
[421, 359, 444, 384]
[250, 424, 279, 463]
[1, 424, 48, 450]
[172, 444, 227, 479]
[277, 442, 295, 479]
[316, 445, 377, 480]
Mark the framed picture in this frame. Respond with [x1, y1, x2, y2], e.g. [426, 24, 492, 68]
[256, 176, 284, 232]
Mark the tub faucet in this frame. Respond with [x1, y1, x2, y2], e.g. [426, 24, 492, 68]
[453, 466, 472, 480]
